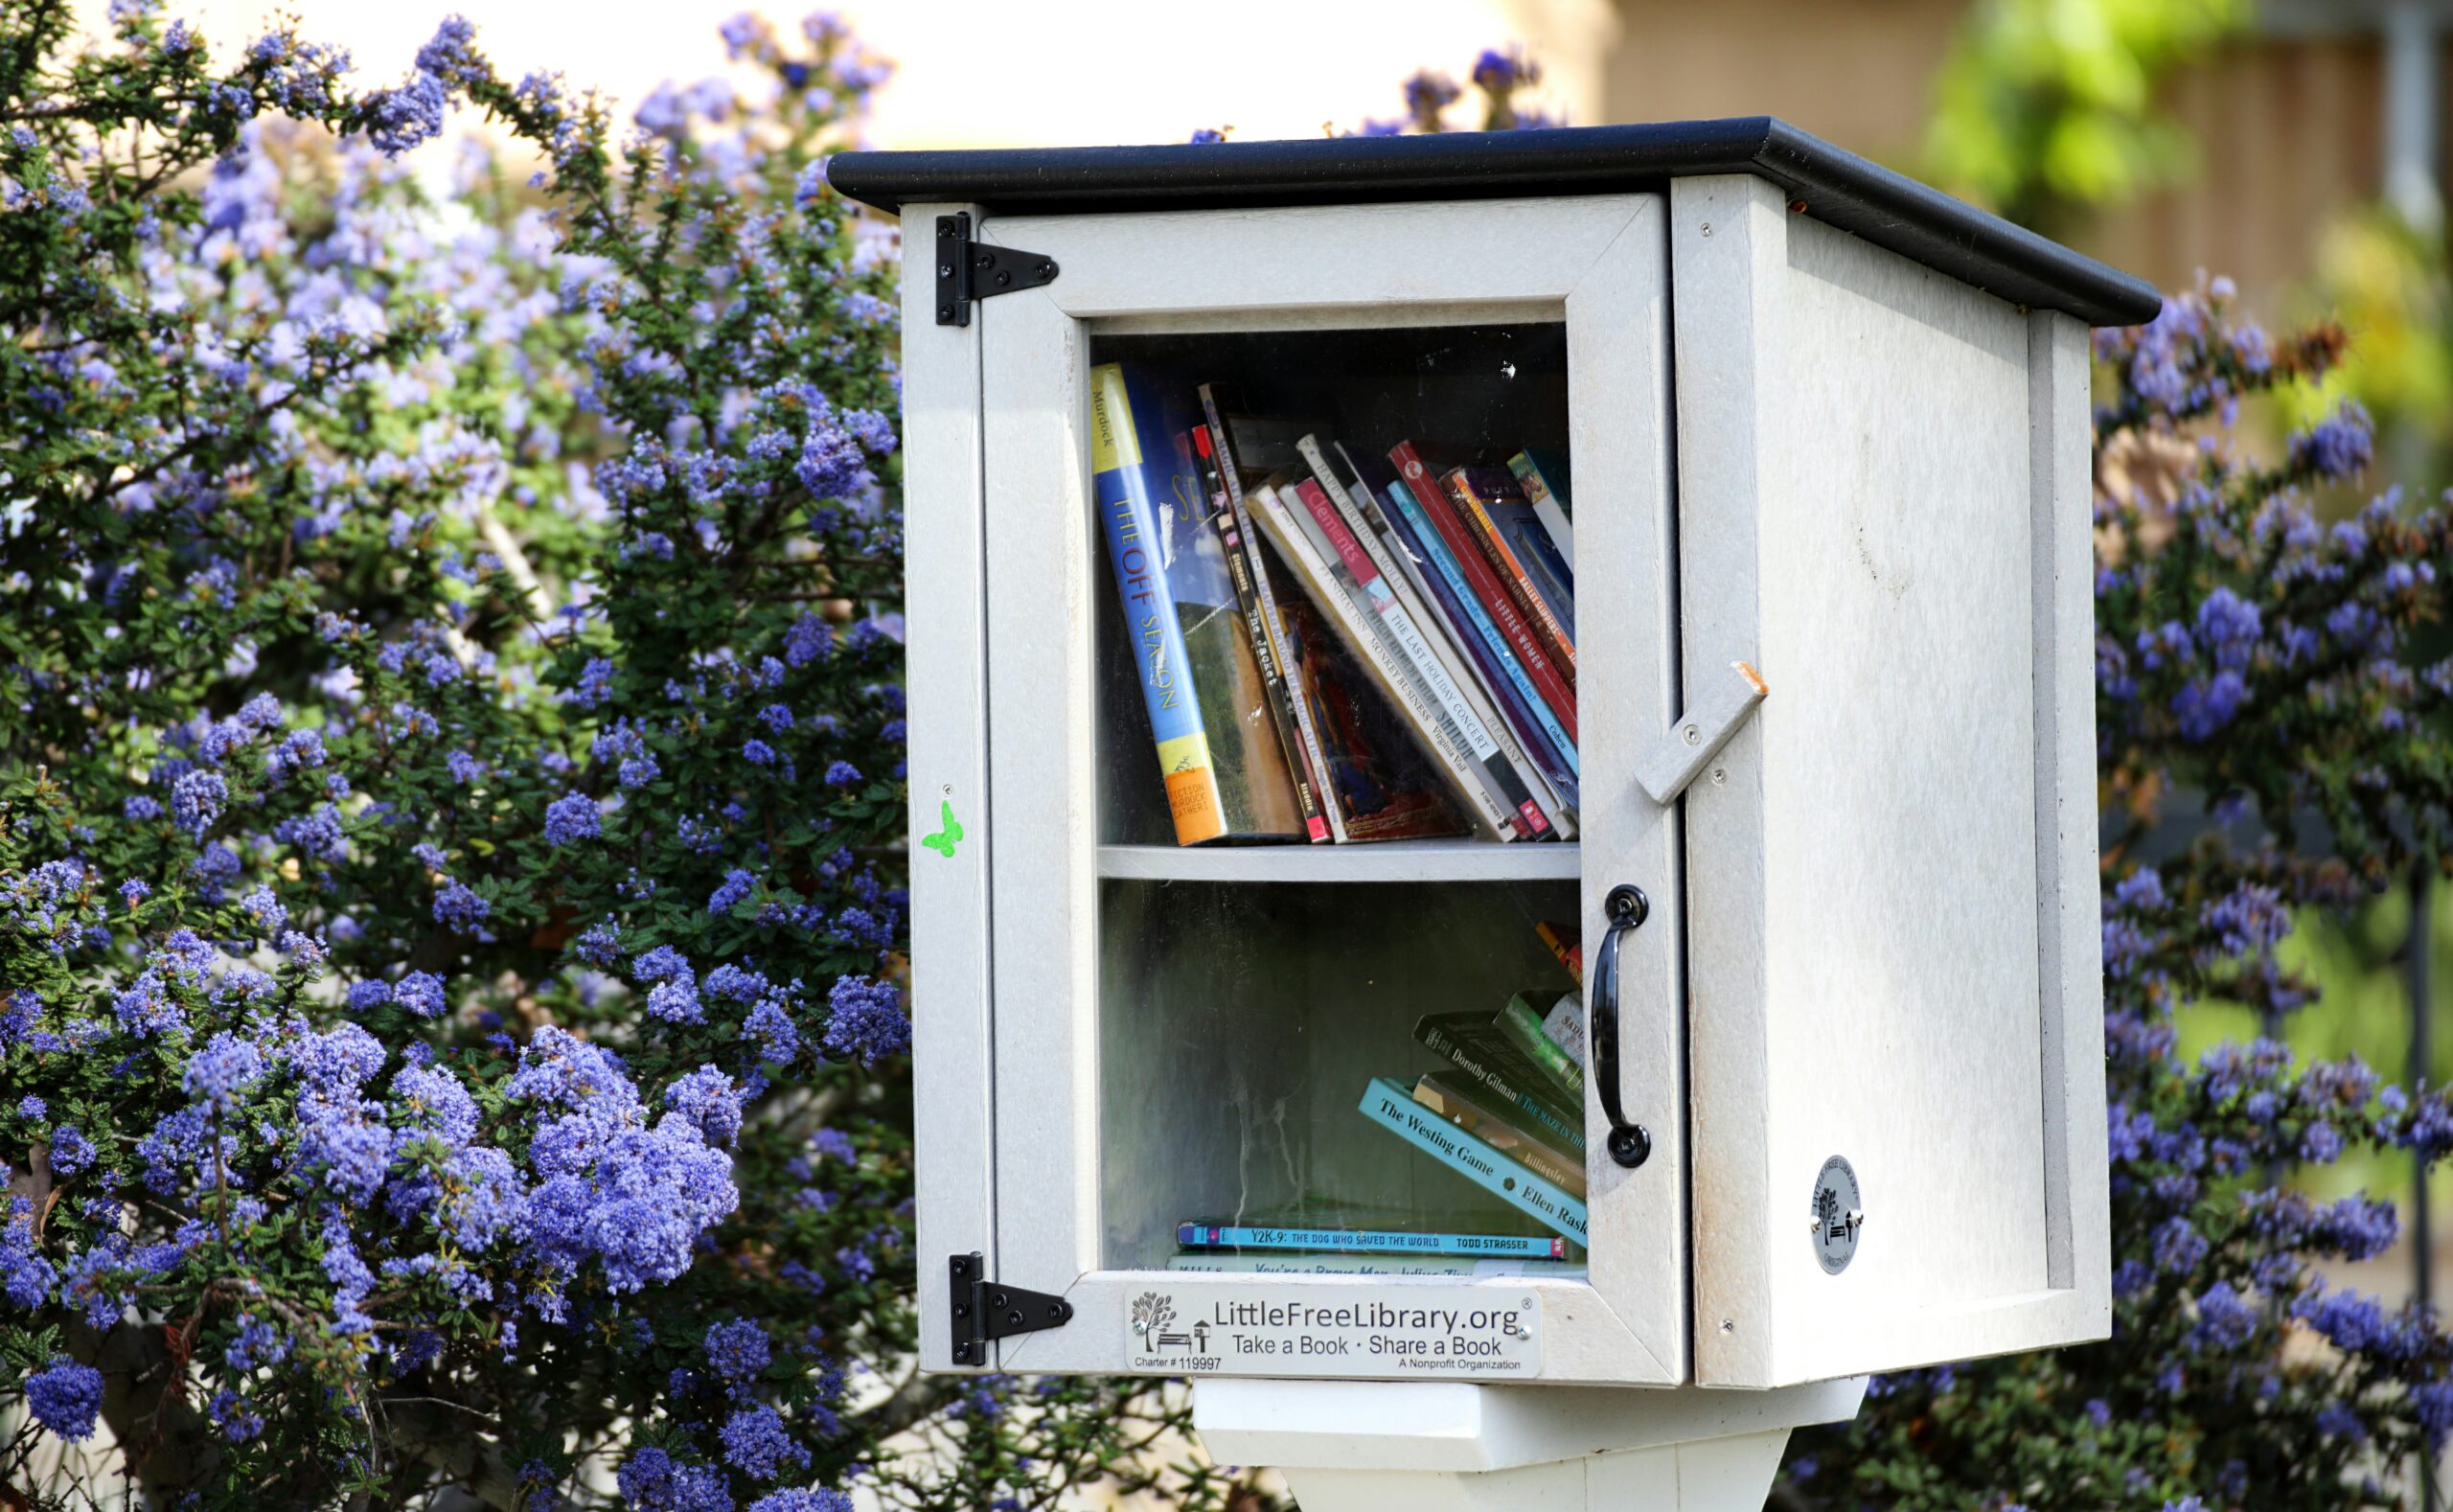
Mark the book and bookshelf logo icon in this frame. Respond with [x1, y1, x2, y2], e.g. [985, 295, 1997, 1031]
[1129, 1292, 1207, 1354]
[1810, 1156, 1864, 1274]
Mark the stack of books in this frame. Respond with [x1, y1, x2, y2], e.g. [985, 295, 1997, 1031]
[1170, 924, 1593, 1275]
[1090, 362, 1578, 847]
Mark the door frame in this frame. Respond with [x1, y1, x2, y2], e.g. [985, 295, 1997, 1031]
[973, 193, 1689, 1385]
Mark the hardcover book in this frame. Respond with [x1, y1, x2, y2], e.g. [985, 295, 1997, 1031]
[1191, 423, 1328, 843]
[1409, 1075, 1587, 1197]
[1197, 386, 1347, 842]
[1357, 1077, 1589, 1246]
[1443, 466, 1578, 679]
[1387, 442, 1579, 740]
[1499, 992, 1582, 1100]
[1088, 362, 1306, 846]
[1419, 1069, 1582, 1165]
[1413, 1011, 1583, 1151]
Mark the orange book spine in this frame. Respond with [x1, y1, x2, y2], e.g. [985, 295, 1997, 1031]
[1445, 468, 1576, 681]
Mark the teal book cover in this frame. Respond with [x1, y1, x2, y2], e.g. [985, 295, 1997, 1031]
[1356, 1077, 1589, 1246]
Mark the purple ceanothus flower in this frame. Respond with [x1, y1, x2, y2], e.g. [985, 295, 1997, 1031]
[24, 1360, 103, 1441]
[544, 792, 602, 845]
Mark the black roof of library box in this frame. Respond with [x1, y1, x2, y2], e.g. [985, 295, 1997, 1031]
[826, 117, 2161, 329]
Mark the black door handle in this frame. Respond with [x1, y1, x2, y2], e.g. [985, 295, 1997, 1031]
[1589, 883, 1654, 1169]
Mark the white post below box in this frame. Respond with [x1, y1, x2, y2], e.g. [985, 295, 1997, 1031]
[832, 119, 2157, 1393]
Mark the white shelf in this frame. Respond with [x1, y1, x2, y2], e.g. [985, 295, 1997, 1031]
[1097, 839, 1581, 884]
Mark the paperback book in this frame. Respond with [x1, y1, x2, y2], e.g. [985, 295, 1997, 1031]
[1169, 1254, 1587, 1277]
[1341, 441, 1580, 823]
[1313, 437, 1570, 837]
[1176, 1220, 1567, 1259]
[1388, 442, 1578, 741]
[1247, 474, 1521, 838]
[1506, 449, 1574, 572]
[1541, 994, 1587, 1069]
[1271, 570, 1466, 842]
[1443, 465, 1577, 679]
[1357, 1077, 1588, 1246]
[1416, 1069, 1581, 1166]
[1409, 1075, 1586, 1197]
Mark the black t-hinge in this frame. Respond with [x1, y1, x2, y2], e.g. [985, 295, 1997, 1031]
[935, 214, 1059, 327]
[948, 1252, 1073, 1364]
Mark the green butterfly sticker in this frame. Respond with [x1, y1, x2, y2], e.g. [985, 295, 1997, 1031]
[921, 797, 963, 859]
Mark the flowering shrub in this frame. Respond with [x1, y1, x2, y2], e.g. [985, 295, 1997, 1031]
[1784, 288, 2453, 1508]
[1188, 43, 1554, 143]
[0, 4, 1245, 1507]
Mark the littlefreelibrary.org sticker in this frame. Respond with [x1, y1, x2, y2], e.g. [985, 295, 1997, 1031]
[1125, 1284, 1543, 1378]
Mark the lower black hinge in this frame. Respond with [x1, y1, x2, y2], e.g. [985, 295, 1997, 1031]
[948, 1251, 1073, 1364]
[935, 213, 1059, 327]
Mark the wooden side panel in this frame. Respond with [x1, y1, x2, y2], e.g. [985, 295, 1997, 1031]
[1676, 175, 2107, 1386]
[901, 202, 998, 1374]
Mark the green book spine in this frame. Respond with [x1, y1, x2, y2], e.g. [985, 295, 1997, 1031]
[1414, 1015, 1584, 1153]
[1499, 995, 1582, 1100]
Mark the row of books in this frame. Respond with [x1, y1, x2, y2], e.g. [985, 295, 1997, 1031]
[1169, 924, 1593, 1274]
[1090, 362, 1579, 847]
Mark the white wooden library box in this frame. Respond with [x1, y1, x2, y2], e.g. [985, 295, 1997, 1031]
[829, 119, 2159, 1390]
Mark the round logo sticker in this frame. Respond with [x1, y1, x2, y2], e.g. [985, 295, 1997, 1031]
[1810, 1156, 1863, 1274]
